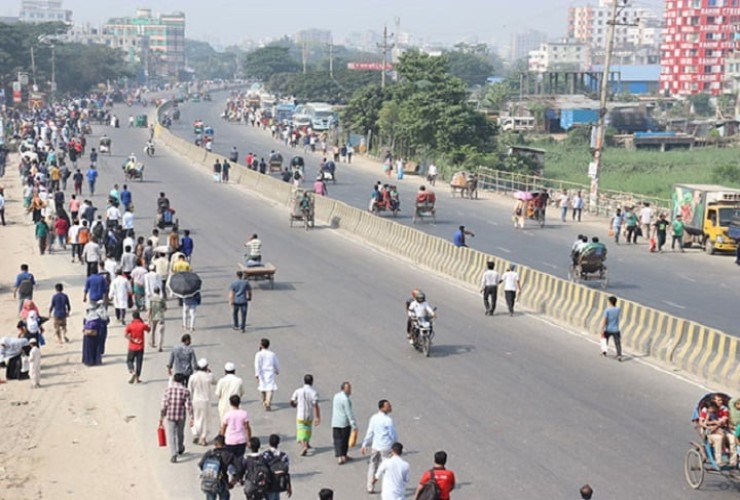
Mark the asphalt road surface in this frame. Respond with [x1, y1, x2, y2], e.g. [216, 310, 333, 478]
[170, 99, 740, 335]
[85, 104, 738, 499]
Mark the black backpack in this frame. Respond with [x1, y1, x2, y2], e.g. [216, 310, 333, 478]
[264, 450, 290, 493]
[199, 453, 223, 494]
[416, 469, 441, 500]
[243, 455, 271, 499]
[92, 222, 104, 241]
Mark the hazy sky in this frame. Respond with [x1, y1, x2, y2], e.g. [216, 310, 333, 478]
[3, 0, 666, 48]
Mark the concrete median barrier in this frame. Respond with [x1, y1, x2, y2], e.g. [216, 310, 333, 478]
[157, 106, 739, 392]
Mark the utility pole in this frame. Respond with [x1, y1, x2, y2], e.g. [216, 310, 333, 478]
[30, 46, 37, 90]
[301, 41, 308, 74]
[327, 38, 334, 79]
[50, 43, 56, 103]
[377, 24, 395, 89]
[590, 0, 635, 213]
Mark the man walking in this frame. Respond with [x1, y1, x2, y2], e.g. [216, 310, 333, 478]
[290, 374, 320, 456]
[167, 333, 198, 384]
[672, 214, 685, 252]
[332, 381, 357, 465]
[82, 237, 102, 277]
[480, 260, 500, 316]
[160, 372, 193, 463]
[189, 358, 215, 446]
[261, 434, 293, 500]
[600, 295, 623, 361]
[501, 264, 521, 316]
[361, 399, 398, 494]
[14, 264, 36, 313]
[414, 451, 456, 500]
[125, 311, 150, 384]
[198, 435, 241, 500]
[229, 271, 252, 332]
[148, 286, 166, 351]
[254, 338, 280, 411]
[374, 442, 409, 500]
[215, 362, 244, 421]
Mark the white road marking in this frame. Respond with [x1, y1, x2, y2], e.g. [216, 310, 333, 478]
[543, 262, 558, 270]
[496, 246, 511, 253]
[662, 300, 686, 310]
[680, 275, 697, 283]
[487, 221, 499, 226]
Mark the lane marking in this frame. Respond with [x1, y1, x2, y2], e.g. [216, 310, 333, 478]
[487, 221, 499, 226]
[496, 246, 511, 254]
[680, 275, 697, 283]
[662, 300, 686, 310]
[543, 262, 558, 270]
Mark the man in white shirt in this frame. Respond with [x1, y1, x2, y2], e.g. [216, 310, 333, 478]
[290, 374, 320, 456]
[374, 442, 409, 500]
[143, 264, 161, 310]
[501, 264, 522, 316]
[426, 163, 438, 185]
[188, 358, 215, 446]
[106, 204, 121, 228]
[68, 220, 81, 262]
[480, 260, 501, 316]
[82, 239, 102, 277]
[122, 206, 135, 230]
[559, 189, 569, 222]
[639, 202, 653, 240]
[215, 362, 244, 421]
[254, 338, 280, 411]
[361, 399, 397, 494]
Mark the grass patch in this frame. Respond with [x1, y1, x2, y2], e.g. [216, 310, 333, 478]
[531, 142, 740, 199]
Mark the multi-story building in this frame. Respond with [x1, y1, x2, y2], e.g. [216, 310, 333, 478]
[568, 0, 660, 50]
[510, 30, 548, 62]
[660, 0, 740, 96]
[105, 9, 185, 79]
[528, 40, 590, 73]
[19, 0, 72, 24]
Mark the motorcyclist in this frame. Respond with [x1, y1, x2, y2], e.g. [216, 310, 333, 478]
[124, 153, 137, 174]
[406, 290, 435, 344]
[145, 140, 155, 156]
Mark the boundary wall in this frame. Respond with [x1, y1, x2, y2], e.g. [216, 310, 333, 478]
[155, 101, 739, 392]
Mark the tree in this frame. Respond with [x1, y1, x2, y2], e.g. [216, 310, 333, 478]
[688, 93, 713, 117]
[243, 46, 301, 81]
[447, 50, 495, 87]
[341, 84, 388, 147]
[265, 68, 376, 103]
[53, 43, 131, 94]
[483, 82, 514, 111]
[185, 39, 240, 80]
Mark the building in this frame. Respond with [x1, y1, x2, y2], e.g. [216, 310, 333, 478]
[528, 40, 590, 73]
[510, 30, 548, 62]
[588, 64, 661, 95]
[568, 0, 660, 50]
[105, 9, 185, 80]
[660, 0, 739, 96]
[18, 0, 72, 24]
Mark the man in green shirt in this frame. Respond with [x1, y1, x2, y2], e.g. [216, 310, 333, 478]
[331, 381, 357, 465]
[653, 214, 669, 252]
[671, 214, 685, 253]
[35, 219, 49, 255]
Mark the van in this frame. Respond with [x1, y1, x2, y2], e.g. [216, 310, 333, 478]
[498, 116, 535, 132]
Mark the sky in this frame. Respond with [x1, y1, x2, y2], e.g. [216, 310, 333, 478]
[3, 0, 666, 48]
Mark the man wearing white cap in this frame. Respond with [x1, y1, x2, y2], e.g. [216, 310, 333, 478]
[215, 362, 244, 421]
[188, 358, 215, 446]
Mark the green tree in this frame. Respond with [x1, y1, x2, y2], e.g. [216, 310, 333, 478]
[53, 43, 131, 94]
[447, 50, 495, 87]
[377, 100, 402, 151]
[341, 84, 387, 145]
[185, 39, 240, 80]
[483, 82, 513, 111]
[243, 46, 301, 81]
[688, 93, 714, 117]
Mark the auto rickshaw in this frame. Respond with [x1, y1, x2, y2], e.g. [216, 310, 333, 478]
[135, 114, 148, 128]
[269, 152, 284, 173]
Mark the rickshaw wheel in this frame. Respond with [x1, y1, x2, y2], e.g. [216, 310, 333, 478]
[685, 448, 705, 489]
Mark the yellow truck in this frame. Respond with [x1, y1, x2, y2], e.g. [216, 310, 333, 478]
[672, 184, 740, 254]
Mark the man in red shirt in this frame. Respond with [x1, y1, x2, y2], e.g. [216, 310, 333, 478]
[414, 450, 456, 499]
[125, 311, 150, 384]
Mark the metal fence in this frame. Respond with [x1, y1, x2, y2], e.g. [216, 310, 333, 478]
[476, 167, 671, 217]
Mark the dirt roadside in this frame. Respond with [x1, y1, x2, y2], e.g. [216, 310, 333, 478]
[0, 156, 166, 499]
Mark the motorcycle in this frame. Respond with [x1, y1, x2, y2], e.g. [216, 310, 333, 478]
[145, 143, 155, 157]
[409, 310, 436, 357]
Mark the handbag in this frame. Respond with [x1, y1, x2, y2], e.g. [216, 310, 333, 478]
[348, 428, 358, 448]
[608, 228, 615, 237]
[157, 424, 167, 447]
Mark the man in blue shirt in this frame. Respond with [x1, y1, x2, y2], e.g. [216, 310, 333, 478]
[452, 225, 475, 248]
[49, 283, 71, 344]
[86, 166, 98, 196]
[361, 399, 398, 494]
[13, 264, 36, 312]
[180, 229, 194, 262]
[84, 264, 109, 304]
[228, 271, 251, 332]
[120, 184, 132, 211]
[600, 295, 622, 361]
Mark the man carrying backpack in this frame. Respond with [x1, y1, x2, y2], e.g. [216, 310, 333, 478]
[199, 435, 242, 500]
[241, 437, 271, 500]
[414, 450, 456, 500]
[261, 434, 292, 499]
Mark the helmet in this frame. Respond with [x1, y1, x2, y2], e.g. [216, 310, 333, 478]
[415, 292, 426, 302]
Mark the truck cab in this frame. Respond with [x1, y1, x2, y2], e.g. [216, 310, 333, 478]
[673, 184, 740, 254]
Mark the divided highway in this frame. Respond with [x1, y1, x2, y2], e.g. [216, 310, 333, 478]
[85, 103, 738, 498]
[171, 99, 740, 335]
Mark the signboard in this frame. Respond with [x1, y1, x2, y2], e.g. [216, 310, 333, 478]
[28, 91, 45, 109]
[347, 62, 393, 71]
[588, 161, 597, 178]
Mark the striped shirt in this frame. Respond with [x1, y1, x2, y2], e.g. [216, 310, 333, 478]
[161, 384, 193, 422]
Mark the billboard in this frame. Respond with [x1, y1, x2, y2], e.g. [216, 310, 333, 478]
[347, 62, 393, 71]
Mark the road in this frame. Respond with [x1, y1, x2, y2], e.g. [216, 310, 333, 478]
[170, 99, 740, 334]
[86, 104, 737, 499]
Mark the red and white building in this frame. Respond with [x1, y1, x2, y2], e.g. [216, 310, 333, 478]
[660, 0, 740, 96]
